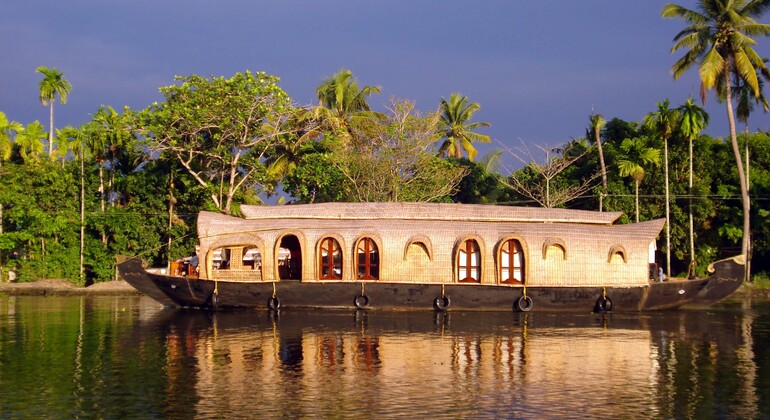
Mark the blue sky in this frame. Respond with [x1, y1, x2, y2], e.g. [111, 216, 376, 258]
[2, 1, 769, 168]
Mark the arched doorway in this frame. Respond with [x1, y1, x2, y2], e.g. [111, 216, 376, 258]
[278, 235, 302, 280]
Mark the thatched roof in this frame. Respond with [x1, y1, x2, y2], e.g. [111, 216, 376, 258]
[240, 202, 622, 225]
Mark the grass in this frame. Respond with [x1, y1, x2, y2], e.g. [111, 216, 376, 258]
[751, 272, 770, 289]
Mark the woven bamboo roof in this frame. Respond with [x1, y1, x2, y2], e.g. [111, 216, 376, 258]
[240, 202, 622, 225]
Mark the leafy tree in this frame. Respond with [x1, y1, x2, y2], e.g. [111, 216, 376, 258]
[333, 99, 468, 202]
[663, 0, 770, 279]
[136, 71, 295, 215]
[282, 150, 348, 203]
[644, 99, 680, 276]
[36, 66, 72, 154]
[450, 157, 512, 204]
[437, 94, 491, 161]
[678, 98, 710, 276]
[617, 136, 661, 222]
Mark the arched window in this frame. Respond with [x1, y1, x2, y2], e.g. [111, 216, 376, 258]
[500, 239, 524, 284]
[319, 237, 343, 280]
[356, 238, 379, 280]
[458, 239, 481, 283]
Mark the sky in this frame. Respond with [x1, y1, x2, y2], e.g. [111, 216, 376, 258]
[2, 1, 770, 170]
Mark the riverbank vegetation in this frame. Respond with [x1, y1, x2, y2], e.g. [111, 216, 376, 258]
[2, 2, 770, 285]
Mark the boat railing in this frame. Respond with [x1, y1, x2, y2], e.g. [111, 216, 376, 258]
[211, 267, 263, 282]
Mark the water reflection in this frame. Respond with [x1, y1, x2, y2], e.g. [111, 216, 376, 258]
[1, 296, 769, 418]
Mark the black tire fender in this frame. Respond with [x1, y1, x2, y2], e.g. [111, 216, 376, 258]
[515, 295, 533, 312]
[595, 296, 613, 312]
[354, 294, 370, 309]
[267, 296, 280, 310]
[434, 295, 450, 311]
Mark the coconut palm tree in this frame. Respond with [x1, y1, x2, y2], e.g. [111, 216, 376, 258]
[617, 137, 661, 222]
[314, 69, 381, 142]
[57, 125, 88, 283]
[589, 113, 608, 211]
[678, 98, 709, 277]
[662, 0, 770, 280]
[437, 93, 491, 161]
[36, 66, 72, 155]
[644, 99, 680, 277]
[15, 121, 47, 163]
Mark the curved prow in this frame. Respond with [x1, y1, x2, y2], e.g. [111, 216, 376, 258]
[686, 254, 746, 308]
[116, 255, 176, 306]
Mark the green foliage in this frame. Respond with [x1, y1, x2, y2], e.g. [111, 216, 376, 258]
[136, 71, 294, 215]
[450, 158, 513, 204]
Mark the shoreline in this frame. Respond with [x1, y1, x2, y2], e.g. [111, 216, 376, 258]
[0, 279, 142, 296]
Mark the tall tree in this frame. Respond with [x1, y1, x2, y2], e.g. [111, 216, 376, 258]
[644, 99, 680, 277]
[334, 99, 468, 202]
[57, 126, 88, 283]
[437, 93, 491, 161]
[36, 66, 72, 155]
[678, 98, 710, 277]
[589, 113, 608, 211]
[314, 69, 381, 142]
[663, 0, 770, 280]
[617, 137, 661, 222]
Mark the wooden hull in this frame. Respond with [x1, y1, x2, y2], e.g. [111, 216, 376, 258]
[117, 255, 744, 312]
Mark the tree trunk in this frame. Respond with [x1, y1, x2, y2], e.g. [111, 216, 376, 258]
[595, 125, 607, 212]
[167, 171, 174, 272]
[48, 102, 54, 155]
[724, 81, 751, 282]
[635, 179, 640, 223]
[745, 124, 751, 280]
[663, 137, 671, 277]
[79, 146, 85, 285]
[689, 137, 695, 278]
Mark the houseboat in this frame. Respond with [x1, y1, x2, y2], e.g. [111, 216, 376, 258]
[117, 202, 745, 312]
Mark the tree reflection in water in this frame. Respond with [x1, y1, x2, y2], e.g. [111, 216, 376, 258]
[0, 296, 769, 418]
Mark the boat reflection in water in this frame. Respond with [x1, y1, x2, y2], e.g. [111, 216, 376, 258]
[141, 302, 766, 418]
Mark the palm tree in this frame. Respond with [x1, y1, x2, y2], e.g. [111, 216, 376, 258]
[678, 98, 709, 277]
[644, 99, 680, 277]
[36, 66, 72, 155]
[589, 113, 608, 211]
[314, 69, 381, 141]
[15, 121, 47, 163]
[57, 125, 88, 284]
[617, 137, 661, 222]
[663, 0, 770, 280]
[437, 93, 491, 161]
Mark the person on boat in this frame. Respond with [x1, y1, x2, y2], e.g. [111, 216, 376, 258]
[188, 246, 200, 276]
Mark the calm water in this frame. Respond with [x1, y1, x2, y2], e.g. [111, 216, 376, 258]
[1, 295, 769, 419]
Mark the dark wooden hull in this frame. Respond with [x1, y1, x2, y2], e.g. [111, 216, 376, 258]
[117, 255, 745, 312]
